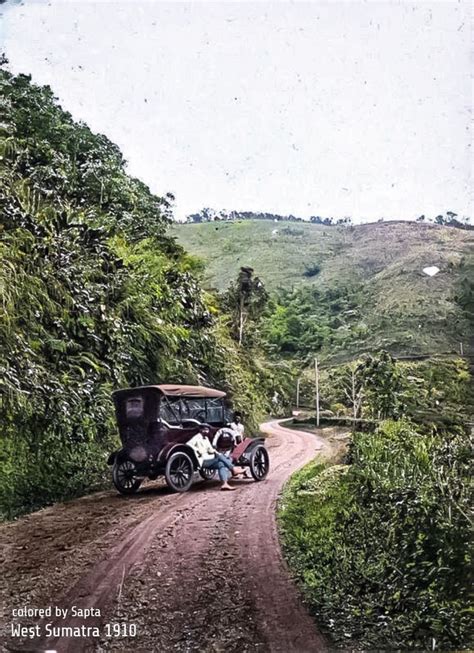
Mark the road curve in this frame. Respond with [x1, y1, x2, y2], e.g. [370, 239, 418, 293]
[0, 420, 329, 653]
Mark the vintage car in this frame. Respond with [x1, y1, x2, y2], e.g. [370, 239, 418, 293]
[108, 384, 270, 494]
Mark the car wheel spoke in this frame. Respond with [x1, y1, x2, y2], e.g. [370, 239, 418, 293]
[170, 456, 192, 488]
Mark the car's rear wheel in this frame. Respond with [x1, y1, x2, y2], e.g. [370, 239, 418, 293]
[165, 452, 194, 492]
[249, 445, 270, 481]
[112, 459, 142, 494]
[199, 467, 217, 481]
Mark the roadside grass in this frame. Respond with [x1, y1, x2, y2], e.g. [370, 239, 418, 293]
[278, 420, 473, 651]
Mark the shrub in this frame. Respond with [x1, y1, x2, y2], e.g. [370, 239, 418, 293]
[303, 263, 321, 277]
[279, 420, 473, 650]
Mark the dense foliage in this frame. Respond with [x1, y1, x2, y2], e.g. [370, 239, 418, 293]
[0, 69, 288, 518]
[262, 284, 365, 360]
[279, 420, 473, 650]
[296, 354, 473, 427]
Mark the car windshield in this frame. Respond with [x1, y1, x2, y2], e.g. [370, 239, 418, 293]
[158, 395, 223, 424]
[159, 397, 181, 424]
[206, 397, 225, 423]
[159, 396, 206, 423]
[181, 398, 206, 420]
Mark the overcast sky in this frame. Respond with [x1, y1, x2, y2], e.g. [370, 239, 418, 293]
[1, 0, 472, 221]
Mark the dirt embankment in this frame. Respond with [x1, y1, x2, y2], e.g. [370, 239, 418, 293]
[0, 421, 343, 653]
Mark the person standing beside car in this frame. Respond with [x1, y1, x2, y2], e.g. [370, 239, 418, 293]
[230, 412, 245, 444]
[228, 412, 251, 478]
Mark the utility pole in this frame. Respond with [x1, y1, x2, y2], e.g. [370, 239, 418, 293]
[351, 368, 357, 420]
[296, 378, 300, 409]
[238, 294, 245, 345]
[314, 358, 320, 427]
[460, 342, 464, 356]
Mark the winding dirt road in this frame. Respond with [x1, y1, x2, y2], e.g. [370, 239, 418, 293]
[0, 421, 335, 653]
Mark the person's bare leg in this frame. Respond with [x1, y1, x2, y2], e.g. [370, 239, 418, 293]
[221, 469, 237, 490]
[220, 481, 237, 490]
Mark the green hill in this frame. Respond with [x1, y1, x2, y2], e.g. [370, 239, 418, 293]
[172, 220, 474, 361]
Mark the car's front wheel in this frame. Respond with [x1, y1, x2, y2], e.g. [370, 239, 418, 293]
[112, 459, 142, 494]
[165, 451, 194, 492]
[249, 445, 270, 481]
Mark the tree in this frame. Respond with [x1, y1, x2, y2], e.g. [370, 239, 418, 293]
[358, 351, 405, 420]
[343, 363, 365, 421]
[224, 267, 268, 345]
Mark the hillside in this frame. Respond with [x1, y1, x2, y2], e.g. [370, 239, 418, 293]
[0, 70, 288, 518]
[172, 220, 474, 361]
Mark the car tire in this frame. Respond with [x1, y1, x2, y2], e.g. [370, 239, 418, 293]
[165, 451, 195, 492]
[112, 459, 142, 495]
[249, 445, 270, 481]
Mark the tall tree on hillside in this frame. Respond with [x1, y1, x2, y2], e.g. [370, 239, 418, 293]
[358, 351, 405, 420]
[225, 267, 268, 345]
[342, 362, 365, 421]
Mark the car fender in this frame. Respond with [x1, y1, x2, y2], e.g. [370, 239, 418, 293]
[107, 451, 118, 465]
[245, 437, 266, 449]
[159, 443, 200, 470]
[107, 449, 127, 465]
[231, 437, 266, 464]
[239, 437, 266, 454]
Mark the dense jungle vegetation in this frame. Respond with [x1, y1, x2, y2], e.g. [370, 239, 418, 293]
[279, 418, 473, 651]
[279, 352, 473, 651]
[0, 69, 291, 519]
[296, 354, 473, 426]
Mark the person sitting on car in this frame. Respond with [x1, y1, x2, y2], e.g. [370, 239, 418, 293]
[212, 426, 251, 480]
[212, 426, 236, 456]
[187, 425, 244, 491]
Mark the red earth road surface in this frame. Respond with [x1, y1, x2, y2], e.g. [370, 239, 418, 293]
[0, 420, 332, 653]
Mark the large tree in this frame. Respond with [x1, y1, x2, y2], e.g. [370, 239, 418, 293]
[224, 267, 268, 345]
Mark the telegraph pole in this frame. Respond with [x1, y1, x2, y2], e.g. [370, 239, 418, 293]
[314, 358, 320, 427]
[296, 378, 300, 409]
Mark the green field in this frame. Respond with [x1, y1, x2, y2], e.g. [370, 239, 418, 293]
[172, 220, 474, 360]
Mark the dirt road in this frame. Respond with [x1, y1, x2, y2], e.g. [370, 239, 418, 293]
[1, 421, 335, 653]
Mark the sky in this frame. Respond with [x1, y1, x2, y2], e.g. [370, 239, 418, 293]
[1, 0, 472, 222]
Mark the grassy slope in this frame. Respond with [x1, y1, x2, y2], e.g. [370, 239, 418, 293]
[172, 220, 474, 359]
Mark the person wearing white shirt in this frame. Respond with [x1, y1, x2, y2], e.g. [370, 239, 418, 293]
[187, 425, 244, 491]
[230, 412, 245, 443]
[228, 413, 251, 478]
